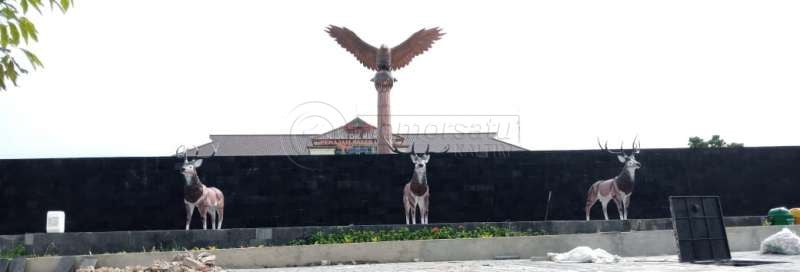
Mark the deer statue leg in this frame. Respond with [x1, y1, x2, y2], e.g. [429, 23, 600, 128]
[585, 196, 597, 221]
[419, 196, 429, 224]
[600, 199, 610, 220]
[403, 194, 412, 225]
[209, 207, 218, 230]
[185, 203, 195, 230]
[216, 190, 225, 229]
[585, 203, 593, 221]
[217, 206, 224, 230]
[585, 188, 597, 221]
[623, 194, 631, 220]
[199, 206, 209, 230]
[410, 203, 417, 225]
[614, 198, 624, 220]
[425, 197, 430, 224]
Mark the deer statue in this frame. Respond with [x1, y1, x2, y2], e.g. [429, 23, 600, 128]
[176, 145, 225, 230]
[392, 144, 448, 225]
[585, 137, 641, 221]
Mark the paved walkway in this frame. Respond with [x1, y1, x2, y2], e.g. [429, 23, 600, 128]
[232, 251, 799, 272]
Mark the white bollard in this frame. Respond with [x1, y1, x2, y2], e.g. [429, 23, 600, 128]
[46, 211, 65, 233]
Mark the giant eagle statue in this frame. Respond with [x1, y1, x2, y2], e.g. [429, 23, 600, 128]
[325, 25, 444, 154]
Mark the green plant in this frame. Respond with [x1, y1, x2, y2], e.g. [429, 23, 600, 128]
[0, 0, 72, 91]
[0, 244, 27, 258]
[190, 245, 217, 251]
[288, 225, 543, 246]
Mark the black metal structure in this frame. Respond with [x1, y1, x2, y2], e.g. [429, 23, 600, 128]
[669, 196, 731, 262]
[669, 196, 784, 267]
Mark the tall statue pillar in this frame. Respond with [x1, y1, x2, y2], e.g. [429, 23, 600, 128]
[373, 71, 394, 154]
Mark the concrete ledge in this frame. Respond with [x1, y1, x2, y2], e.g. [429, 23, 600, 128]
[22, 224, 798, 271]
[0, 216, 764, 256]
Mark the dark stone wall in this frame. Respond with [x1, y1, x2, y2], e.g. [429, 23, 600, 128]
[0, 147, 798, 234]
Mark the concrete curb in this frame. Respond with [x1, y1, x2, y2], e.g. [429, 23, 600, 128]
[23, 225, 799, 271]
[0, 216, 764, 256]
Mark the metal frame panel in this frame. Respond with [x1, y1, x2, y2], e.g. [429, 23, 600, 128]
[669, 196, 732, 262]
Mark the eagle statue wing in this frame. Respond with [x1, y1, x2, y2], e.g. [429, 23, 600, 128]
[326, 25, 379, 71]
[390, 27, 444, 71]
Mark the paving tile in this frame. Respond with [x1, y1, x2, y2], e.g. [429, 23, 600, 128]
[229, 251, 799, 272]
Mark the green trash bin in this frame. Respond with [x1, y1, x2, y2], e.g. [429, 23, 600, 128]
[767, 207, 795, 225]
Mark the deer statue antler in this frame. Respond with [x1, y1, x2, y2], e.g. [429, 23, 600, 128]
[393, 143, 450, 155]
[597, 138, 627, 156]
[196, 144, 220, 159]
[209, 143, 219, 157]
[175, 145, 188, 162]
[391, 143, 415, 155]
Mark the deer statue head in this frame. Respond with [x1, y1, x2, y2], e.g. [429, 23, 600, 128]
[392, 143, 449, 184]
[175, 144, 218, 185]
[598, 137, 642, 175]
[410, 145, 430, 183]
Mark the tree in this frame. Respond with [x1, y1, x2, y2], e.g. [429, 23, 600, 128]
[707, 135, 726, 148]
[688, 135, 743, 148]
[688, 137, 708, 148]
[0, 0, 72, 91]
[727, 142, 744, 148]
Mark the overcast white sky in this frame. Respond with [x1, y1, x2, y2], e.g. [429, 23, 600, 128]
[0, 0, 799, 159]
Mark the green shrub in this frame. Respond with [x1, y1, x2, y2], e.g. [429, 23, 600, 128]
[0, 244, 26, 258]
[289, 225, 543, 245]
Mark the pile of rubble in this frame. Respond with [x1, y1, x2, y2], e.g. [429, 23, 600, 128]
[77, 252, 224, 272]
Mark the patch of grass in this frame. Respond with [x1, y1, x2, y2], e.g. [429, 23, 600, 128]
[190, 245, 217, 251]
[135, 242, 220, 253]
[288, 225, 544, 245]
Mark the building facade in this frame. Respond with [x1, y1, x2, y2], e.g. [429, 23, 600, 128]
[189, 118, 526, 156]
